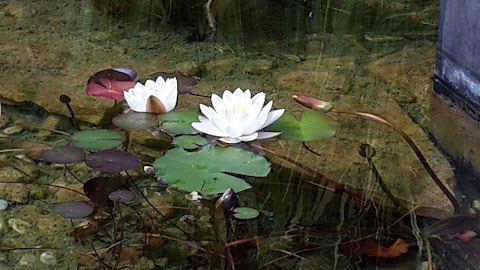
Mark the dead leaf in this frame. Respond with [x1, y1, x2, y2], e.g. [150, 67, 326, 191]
[457, 230, 477, 242]
[362, 238, 409, 258]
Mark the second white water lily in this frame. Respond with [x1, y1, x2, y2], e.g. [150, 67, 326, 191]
[124, 76, 178, 114]
[192, 88, 285, 143]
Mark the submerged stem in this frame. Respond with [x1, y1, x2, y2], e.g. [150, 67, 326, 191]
[330, 109, 461, 214]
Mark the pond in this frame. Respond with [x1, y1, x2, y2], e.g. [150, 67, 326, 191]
[0, 0, 477, 269]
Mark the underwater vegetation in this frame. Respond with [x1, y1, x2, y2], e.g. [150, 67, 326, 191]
[0, 65, 477, 269]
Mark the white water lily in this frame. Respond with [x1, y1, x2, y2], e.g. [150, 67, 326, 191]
[124, 77, 178, 114]
[192, 88, 285, 143]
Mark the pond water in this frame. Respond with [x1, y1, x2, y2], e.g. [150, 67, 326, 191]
[0, 0, 478, 269]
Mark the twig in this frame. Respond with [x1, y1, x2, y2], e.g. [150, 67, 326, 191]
[205, 0, 216, 32]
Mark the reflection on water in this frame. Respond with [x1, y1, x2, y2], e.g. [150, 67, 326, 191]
[1, 0, 477, 269]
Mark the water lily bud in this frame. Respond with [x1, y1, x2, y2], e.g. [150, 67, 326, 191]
[292, 95, 333, 112]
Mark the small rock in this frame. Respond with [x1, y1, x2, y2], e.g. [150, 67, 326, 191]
[243, 59, 274, 75]
[8, 218, 31, 234]
[37, 214, 68, 235]
[0, 199, 8, 211]
[19, 253, 37, 267]
[175, 61, 200, 75]
[0, 183, 28, 203]
[0, 214, 7, 235]
[284, 54, 301, 63]
[2, 125, 23, 135]
[40, 251, 57, 265]
[204, 58, 238, 76]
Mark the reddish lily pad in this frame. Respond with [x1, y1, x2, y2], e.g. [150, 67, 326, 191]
[86, 68, 137, 100]
[86, 150, 141, 173]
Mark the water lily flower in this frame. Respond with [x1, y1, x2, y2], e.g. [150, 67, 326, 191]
[124, 77, 178, 114]
[192, 88, 285, 143]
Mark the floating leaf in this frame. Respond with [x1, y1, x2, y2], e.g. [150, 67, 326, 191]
[158, 109, 201, 135]
[172, 135, 208, 150]
[112, 111, 158, 130]
[42, 145, 86, 164]
[109, 190, 135, 203]
[154, 146, 270, 195]
[86, 68, 136, 100]
[142, 71, 198, 94]
[51, 201, 94, 219]
[233, 207, 259, 220]
[86, 150, 141, 173]
[264, 111, 336, 141]
[70, 129, 124, 150]
[112, 67, 137, 80]
[84, 177, 123, 207]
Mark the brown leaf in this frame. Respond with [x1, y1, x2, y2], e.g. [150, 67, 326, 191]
[362, 238, 409, 258]
[457, 230, 477, 242]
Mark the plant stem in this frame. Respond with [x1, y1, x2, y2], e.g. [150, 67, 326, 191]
[330, 109, 461, 214]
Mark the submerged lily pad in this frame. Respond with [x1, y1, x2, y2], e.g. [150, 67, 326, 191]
[264, 111, 336, 142]
[86, 150, 141, 173]
[84, 177, 123, 207]
[51, 201, 94, 219]
[112, 111, 158, 130]
[233, 207, 259, 220]
[154, 146, 270, 195]
[172, 135, 208, 150]
[109, 190, 135, 203]
[70, 129, 124, 150]
[158, 109, 201, 135]
[42, 145, 86, 164]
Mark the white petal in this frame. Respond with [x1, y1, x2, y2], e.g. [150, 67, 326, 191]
[163, 81, 178, 112]
[125, 90, 146, 112]
[256, 131, 282, 140]
[259, 109, 285, 129]
[251, 92, 266, 107]
[243, 101, 272, 135]
[211, 94, 224, 113]
[225, 126, 244, 138]
[243, 89, 251, 100]
[222, 90, 233, 103]
[233, 88, 243, 97]
[238, 133, 258, 142]
[192, 122, 227, 137]
[144, 80, 156, 92]
[219, 137, 241, 144]
[199, 104, 219, 120]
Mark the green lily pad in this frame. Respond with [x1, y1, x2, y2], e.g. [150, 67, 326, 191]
[158, 109, 200, 135]
[70, 129, 124, 150]
[112, 111, 158, 130]
[233, 207, 259, 220]
[264, 111, 336, 142]
[172, 135, 208, 150]
[153, 146, 270, 195]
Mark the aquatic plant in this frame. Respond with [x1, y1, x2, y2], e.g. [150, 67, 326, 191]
[124, 77, 178, 114]
[0, 66, 464, 269]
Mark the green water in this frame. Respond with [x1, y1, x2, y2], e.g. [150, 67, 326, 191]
[1, 0, 471, 269]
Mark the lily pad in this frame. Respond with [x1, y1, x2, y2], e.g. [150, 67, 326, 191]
[70, 129, 124, 150]
[264, 111, 336, 142]
[51, 201, 94, 219]
[172, 135, 208, 150]
[112, 111, 158, 130]
[86, 150, 141, 173]
[109, 190, 135, 203]
[158, 109, 201, 135]
[42, 145, 86, 164]
[84, 177, 123, 207]
[233, 207, 259, 220]
[154, 146, 270, 195]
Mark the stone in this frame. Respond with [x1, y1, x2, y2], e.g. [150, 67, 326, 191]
[175, 61, 200, 76]
[2, 125, 23, 135]
[37, 214, 69, 235]
[242, 59, 274, 75]
[0, 199, 7, 211]
[0, 183, 28, 203]
[204, 58, 239, 76]
[8, 218, 31, 234]
[53, 182, 86, 202]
